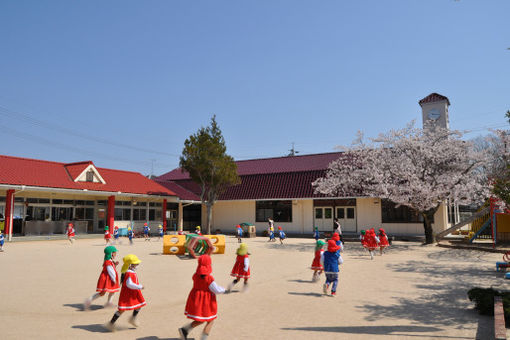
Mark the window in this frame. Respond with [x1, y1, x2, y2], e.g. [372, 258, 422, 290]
[133, 208, 146, 221]
[149, 209, 156, 221]
[51, 207, 73, 221]
[115, 208, 131, 220]
[86, 170, 94, 182]
[347, 208, 355, 219]
[381, 200, 424, 223]
[256, 201, 292, 222]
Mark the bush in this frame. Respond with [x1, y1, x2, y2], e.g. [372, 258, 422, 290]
[468, 287, 510, 326]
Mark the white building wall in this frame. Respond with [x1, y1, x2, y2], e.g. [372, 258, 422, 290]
[209, 198, 448, 236]
[212, 201, 255, 232]
[356, 198, 382, 231]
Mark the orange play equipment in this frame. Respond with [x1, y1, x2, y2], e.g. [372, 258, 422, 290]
[163, 234, 225, 256]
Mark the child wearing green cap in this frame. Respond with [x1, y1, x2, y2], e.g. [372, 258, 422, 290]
[311, 240, 326, 282]
[104, 226, 112, 245]
[84, 246, 120, 310]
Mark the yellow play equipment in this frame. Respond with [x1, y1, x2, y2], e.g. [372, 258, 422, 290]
[163, 234, 225, 255]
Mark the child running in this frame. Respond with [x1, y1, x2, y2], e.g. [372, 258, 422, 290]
[227, 243, 250, 292]
[321, 239, 343, 297]
[127, 226, 134, 245]
[311, 240, 326, 282]
[313, 226, 320, 241]
[67, 222, 75, 244]
[158, 224, 164, 240]
[364, 228, 380, 260]
[278, 226, 286, 244]
[0, 230, 4, 252]
[179, 254, 227, 340]
[104, 226, 112, 245]
[267, 218, 275, 242]
[236, 225, 243, 243]
[378, 228, 390, 255]
[113, 226, 120, 244]
[143, 223, 150, 241]
[84, 246, 120, 309]
[105, 254, 146, 331]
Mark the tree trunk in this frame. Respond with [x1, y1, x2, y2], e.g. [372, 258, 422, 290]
[422, 208, 438, 244]
[206, 202, 213, 235]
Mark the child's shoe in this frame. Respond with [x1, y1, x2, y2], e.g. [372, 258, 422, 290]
[331, 292, 336, 297]
[323, 283, 328, 294]
[179, 327, 189, 340]
[83, 298, 92, 310]
[128, 316, 139, 327]
[242, 282, 249, 293]
[104, 322, 116, 332]
[104, 301, 115, 308]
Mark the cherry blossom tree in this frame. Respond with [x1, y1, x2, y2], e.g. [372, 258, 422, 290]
[313, 122, 489, 244]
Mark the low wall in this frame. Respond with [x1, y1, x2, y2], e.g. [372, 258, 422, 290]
[24, 220, 88, 235]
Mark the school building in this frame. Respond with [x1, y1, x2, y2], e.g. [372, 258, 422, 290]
[155, 93, 460, 237]
[0, 155, 179, 240]
[1, 93, 463, 238]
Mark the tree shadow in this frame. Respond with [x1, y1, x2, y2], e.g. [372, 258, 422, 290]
[288, 291, 324, 298]
[357, 256, 504, 328]
[281, 325, 473, 339]
[63, 303, 102, 311]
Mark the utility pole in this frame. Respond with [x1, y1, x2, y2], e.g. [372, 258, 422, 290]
[288, 142, 299, 157]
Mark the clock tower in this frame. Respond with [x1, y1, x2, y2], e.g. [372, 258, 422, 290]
[419, 93, 450, 130]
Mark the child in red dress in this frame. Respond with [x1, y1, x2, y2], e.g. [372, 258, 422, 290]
[67, 222, 75, 244]
[104, 226, 112, 245]
[311, 240, 326, 282]
[364, 228, 380, 260]
[105, 254, 145, 331]
[84, 246, 120, 309]
[378, 228, 390, 255]
[179, 254, 227, 340]
[227, 243, 250, 292]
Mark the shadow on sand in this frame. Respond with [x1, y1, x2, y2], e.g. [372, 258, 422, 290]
[63, 303, 102, 311]
[136, 337, 181, 340]
[288, 291, 324, 298]
[281, 325, 475, 339]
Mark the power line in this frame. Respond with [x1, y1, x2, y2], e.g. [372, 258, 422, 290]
[0, 105, 181, 157]
[0, 123, 177, 170]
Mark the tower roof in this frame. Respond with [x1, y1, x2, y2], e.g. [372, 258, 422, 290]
[419, 93, 450, 106]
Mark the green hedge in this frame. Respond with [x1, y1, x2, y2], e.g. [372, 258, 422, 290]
[468, 287, 510, 326]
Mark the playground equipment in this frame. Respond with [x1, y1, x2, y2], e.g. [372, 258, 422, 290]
[436, 197, 510, 247]
[163, 234, 225, 257]
[239, 222, 256, 238]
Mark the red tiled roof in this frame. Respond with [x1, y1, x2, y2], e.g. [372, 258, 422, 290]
[0, 155, 176, 196]
[157, 152, 344, 181]
[156, 152, 359, 200]
[155, 180, 201, 201]
[419, 93, 450, 106]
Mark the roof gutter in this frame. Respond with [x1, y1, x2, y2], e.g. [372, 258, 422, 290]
[0, 184, 178, 201]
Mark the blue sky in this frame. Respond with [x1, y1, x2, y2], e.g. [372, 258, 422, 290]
[1, 0, 509, 176]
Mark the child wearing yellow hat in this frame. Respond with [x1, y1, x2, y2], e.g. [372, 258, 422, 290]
[84, 246, 120, 310]
[127, 226, 134, 245]
[195, 225, 202, 235]
[105, 254, 146, 331]
[227, 243, 250, 293]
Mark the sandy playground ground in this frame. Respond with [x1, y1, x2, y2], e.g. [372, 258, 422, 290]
[1, 235, 508, 340]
